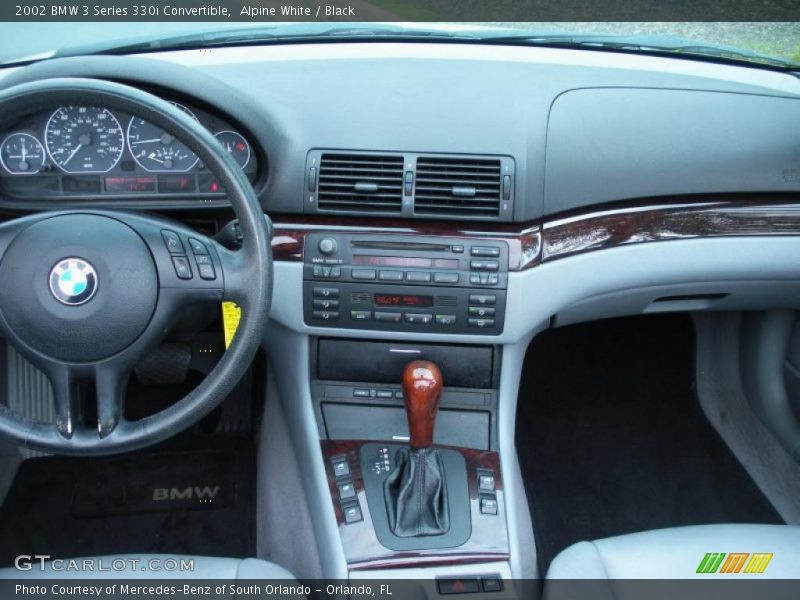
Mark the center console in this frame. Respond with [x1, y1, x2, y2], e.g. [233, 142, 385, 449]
[311, 336, 510, 588]
[302, 233, 508, 334]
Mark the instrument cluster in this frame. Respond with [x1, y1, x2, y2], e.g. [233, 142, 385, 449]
[0, 100, 259, 204]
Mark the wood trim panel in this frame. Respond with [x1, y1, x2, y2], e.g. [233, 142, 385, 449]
[321, 439, 508, 570]
[542, 201, 800, 261]
[270, 201, 800, 271]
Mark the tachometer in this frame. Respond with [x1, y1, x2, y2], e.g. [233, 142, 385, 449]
[45, 106, 124, 173]
[127, 103, 200, 172]
[0, 133, 46, 174]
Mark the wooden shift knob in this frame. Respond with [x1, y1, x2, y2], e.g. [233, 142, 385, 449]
[402, 360, 443, 449]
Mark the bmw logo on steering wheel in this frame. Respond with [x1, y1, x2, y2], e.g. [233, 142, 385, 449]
[49, 258, 98, 306]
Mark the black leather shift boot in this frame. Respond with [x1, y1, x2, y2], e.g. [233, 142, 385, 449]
[383, 446, 450, 537]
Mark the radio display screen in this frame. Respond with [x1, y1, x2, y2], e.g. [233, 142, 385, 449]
[353, 255, 458, 269]
[374, 294, 434, 307]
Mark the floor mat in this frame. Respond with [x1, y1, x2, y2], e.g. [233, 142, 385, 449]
[0, 435, 255, 565]
[516, 314, 783, 575]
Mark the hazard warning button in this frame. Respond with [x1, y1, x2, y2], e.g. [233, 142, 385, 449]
[437, 577, 480, 595]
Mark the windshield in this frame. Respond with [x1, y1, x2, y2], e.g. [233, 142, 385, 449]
[1, 22, 798, 69]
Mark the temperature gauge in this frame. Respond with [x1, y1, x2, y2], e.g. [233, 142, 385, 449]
[0, 133, 46, 174]
[214, 130, 251, 169]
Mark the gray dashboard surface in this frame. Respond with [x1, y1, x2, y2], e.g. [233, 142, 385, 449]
[1, 43, 799, 219]
[545, 88, 800, 213]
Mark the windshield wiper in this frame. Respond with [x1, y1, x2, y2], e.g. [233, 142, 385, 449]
[477, 34, 800, 70]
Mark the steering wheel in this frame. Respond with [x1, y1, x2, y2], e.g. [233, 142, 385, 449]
[0, 78, 272, 455]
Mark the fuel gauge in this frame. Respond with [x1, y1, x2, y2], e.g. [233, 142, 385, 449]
[0, 133, 46, 174]
[214, 130, 251, 169]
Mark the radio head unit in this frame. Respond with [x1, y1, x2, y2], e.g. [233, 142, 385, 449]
[302, 233, 508, 335]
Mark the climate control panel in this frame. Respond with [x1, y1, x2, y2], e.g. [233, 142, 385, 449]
[302, 233, 508, 335]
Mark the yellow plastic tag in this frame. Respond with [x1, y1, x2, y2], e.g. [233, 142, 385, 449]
[221, 302, 242, 349]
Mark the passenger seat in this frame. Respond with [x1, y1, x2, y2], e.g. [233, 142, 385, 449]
[545, 524, 800, 581]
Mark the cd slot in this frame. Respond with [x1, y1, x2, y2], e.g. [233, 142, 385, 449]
[350, 240, 451, 252]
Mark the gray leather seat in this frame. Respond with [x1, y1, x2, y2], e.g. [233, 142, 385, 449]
[0, 554, 297, 580]
[546, 524, 800, 580]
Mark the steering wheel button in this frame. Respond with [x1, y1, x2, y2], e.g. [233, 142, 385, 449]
[198, 263, 216, 280]
[195, 254, 211, 265]
[161, 230, 183, 254]
[172, 256, 192, 279]
[188, 237, 208, 255]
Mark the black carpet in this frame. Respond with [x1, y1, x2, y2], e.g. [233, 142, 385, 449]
[516, 314, 783, 575]
[0, 435, 255, 565]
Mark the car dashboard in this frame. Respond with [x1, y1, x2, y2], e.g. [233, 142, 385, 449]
[0, 42, 798, 583]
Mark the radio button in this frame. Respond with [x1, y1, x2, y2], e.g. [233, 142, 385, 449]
[472, 272, 498, 286]
[374, 312, 402, 323]
[469, 294, 496, 305]
[313, 310, 340, 321]
[433, 272, 459, 284]
[378, 270, 404, 281]
[350, 310, 371, 321]
[435, 314, 457, 326]
[313, 299, 339, 310]
[471, 246, 501, 257]
[405, 313, 433, 325]
[313, 287, 340, 298]
[451, 245, 465, 254]
[468, 318, 495, 328]
[314, 310, 339, 321]
[469, 306, 496, 317]
[406, 271, 431, 283]
[353, 388, 371, 398]
[318, 237, 338, 255]
[470, 260, 499, 271]
[376, 389, 394, 399]
[352, 269, 377, 280]
[313, 265, 341, 279]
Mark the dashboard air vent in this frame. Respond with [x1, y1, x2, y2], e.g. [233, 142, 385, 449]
[317, 153, 404, 214]
[414, 157, 502, 218]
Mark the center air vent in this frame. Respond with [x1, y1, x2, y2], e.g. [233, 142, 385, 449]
[307, 150, 514, 221]
[317, 153, 404, 214]
[414, 157, 503, 218]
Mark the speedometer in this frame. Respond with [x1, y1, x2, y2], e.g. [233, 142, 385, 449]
[45, 106, 124, 173]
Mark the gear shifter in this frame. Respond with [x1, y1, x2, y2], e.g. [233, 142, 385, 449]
[383, 360, 450, 537]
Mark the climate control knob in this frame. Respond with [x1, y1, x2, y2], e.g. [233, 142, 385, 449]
[318, 237, 338, 255]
